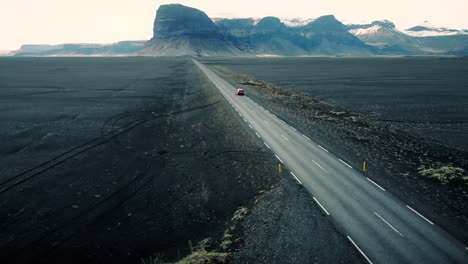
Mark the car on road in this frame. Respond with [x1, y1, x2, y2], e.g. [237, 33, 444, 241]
[236, 88, 245, 95]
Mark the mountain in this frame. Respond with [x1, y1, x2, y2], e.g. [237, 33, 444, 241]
[213, 14, 372, 56]
[139, 4, 245, 56]
[348, 20, 468, 55]
[10, 4, 468, 56]
[404, 21, 468, 37]
[12, 41, 146, 56]
[347, 21, 422, 54]
[297, 15, 373, 55]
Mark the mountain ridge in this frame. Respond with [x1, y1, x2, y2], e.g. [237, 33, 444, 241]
[10, 4, 468, 56]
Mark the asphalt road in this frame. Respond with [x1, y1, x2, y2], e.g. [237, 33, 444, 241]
[194, 59, 468, 264]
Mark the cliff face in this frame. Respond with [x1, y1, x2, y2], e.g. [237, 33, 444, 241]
[142, 4, 245, 56]
[151, 4, 218, 40]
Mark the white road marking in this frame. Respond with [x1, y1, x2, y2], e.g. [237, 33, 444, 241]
[313, 197, 330, 216]
[290, 172, 302, 185]
[243, 118, 247, 122]
[339, 159, 353, 169]
[406, 205, 434, 225]
[275, 154, 284, 164]
[248, 124, 253, 129]
[290, 126, 297, 131]
[264, 120, 269, 125]
[239, 113, 242, 117]
[235, 108, 238, 112]
[347, 236, 374, 264]
[318, 145, 329, 152]
[264, 142, 271, 149]
[373, 212, 404, 237]
[255, 132, 261, 138]
[302, 134, 311, 141]
[312, 160, 327, 172]
[280, 120, 286, 124]
[281, 135, 289, 141]
[367, 178, 386, 191]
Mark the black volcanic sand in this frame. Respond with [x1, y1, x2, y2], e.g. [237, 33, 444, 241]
[203, 57, 468, 245]
[205, 57, 468, 151]
[0, 57, 361, 264]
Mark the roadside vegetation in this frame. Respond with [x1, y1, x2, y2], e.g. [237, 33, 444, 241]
[418, 165, 468, 184]
[142, 207, 249, 264]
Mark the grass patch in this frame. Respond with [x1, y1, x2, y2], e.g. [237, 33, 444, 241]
[418, 165, 466, 184]
[175, 251, 229, 264]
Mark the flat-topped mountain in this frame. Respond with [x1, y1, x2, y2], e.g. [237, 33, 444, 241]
[140, 4, 244, 56]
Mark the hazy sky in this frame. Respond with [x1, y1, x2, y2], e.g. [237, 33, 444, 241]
[1, 0, 467, 50]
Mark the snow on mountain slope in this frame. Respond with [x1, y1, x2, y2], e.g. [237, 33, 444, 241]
[349, 25, 383, 36]
[280, 18, 315, 27]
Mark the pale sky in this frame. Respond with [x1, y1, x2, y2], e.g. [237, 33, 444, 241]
[1, 0, 467, 51]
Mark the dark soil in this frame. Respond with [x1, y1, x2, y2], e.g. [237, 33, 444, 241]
[232, 179, 360, 264]
[0, 57, 362, 264]
[203, 58, 468, 245]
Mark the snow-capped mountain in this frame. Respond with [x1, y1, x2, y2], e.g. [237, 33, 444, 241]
[347, 20, 419, 52]
[404, 21, 468, 37]
[347, 20, 468, 54]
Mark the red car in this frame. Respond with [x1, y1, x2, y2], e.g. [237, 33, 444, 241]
[236, 88, 245, 95]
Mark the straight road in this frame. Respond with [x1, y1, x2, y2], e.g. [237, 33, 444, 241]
[194, 59, 468, 264]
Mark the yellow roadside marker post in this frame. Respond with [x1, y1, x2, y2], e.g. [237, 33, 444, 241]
[278, 163, 282, 174]
[363, 161, 367, 173]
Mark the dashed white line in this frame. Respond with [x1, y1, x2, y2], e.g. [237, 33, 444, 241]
[248, 124, 253, 129]
[238, 113, 242, 117]
[373, 212, 404, 237]
[275, 154, 284, 164]
[339, 159, 353, 169]
[312, 160, 327, 172]
[367, 178, 386, 191]
[318, 145, 329, 152]
[255, 132, 261, 138]
[243, 118, 247, 122]
[289, 126, 297, 131]
[235, 108, 238, 112]
[264, 120, 269, 125]
[302, 134, 311, 141]
[347, 236, 373, 264]
[313, 197, 330, 216]
[290, 172, 302, 185]
[264, 142, 271, 149]
[280, 120, 286, 124]
[281, 135, 289, 141]
[406, 205, 434, 225]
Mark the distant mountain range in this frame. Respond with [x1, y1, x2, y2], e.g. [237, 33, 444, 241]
[10, 41, 146, 57]
[9, 4, 468, 56]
